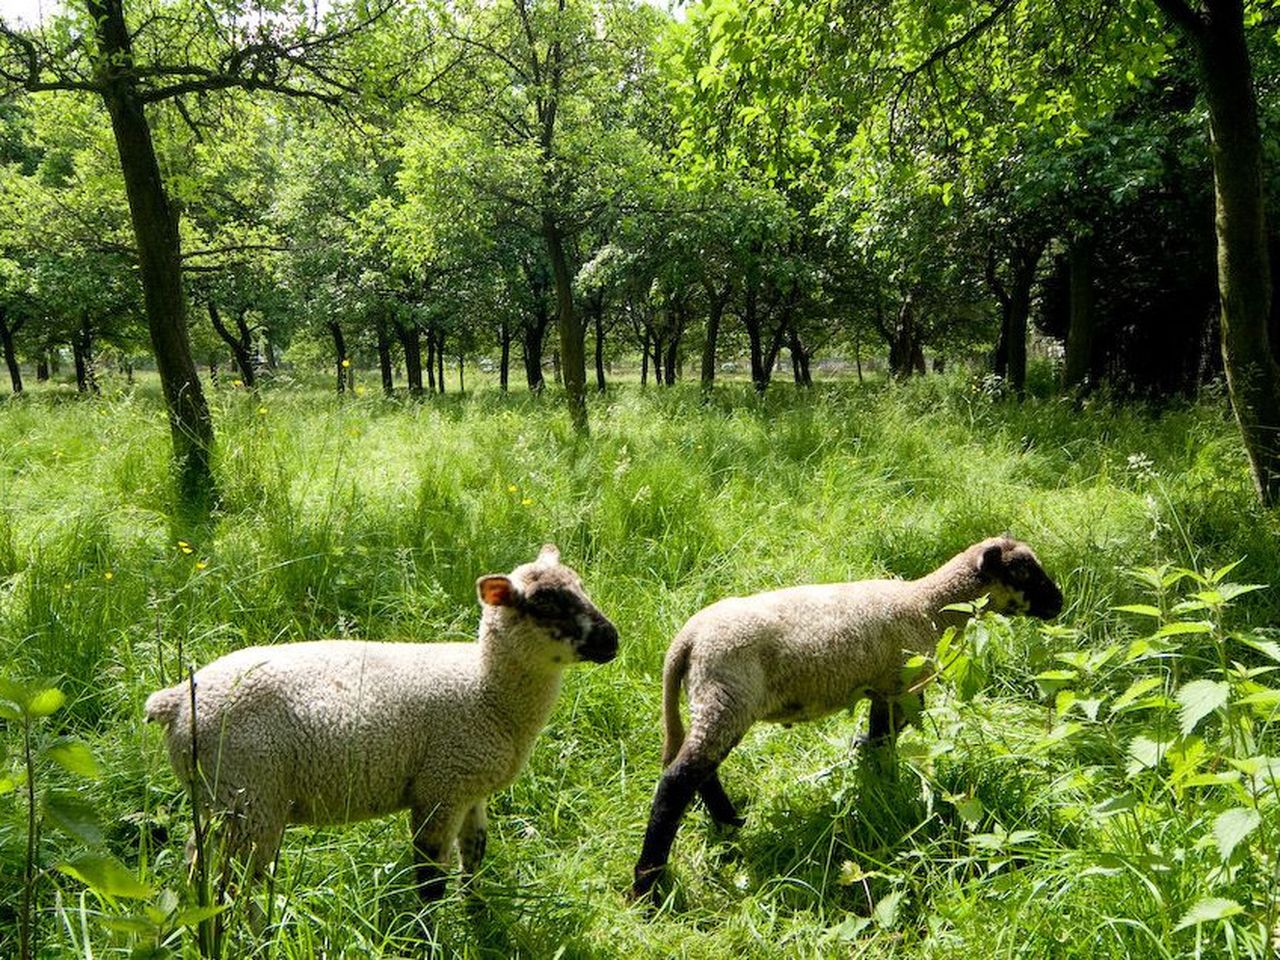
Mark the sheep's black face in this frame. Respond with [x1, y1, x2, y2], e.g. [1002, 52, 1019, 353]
[979, 539, 1064, 620]
[517, 582, 619, 664]
[477, 544, 619, 664]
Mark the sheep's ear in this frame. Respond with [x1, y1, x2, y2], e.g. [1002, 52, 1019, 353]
[537, 543, 561, 566]
[978, 544, 1004, 578]
[477, 575, 517, 607]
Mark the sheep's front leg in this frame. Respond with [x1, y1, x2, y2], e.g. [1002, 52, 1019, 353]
[459, 800, 488, 880]
[410, 805, 461, 902]
[863, 691, 924, 746]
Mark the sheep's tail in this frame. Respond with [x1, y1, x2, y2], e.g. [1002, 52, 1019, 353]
[661, 633, 692, 767]
[144, 686, 184, 728]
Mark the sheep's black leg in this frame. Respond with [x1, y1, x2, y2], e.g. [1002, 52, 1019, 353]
[698, 770, 745, 828]
[633, 754, 717, 901]
[862, 692, 924, 747]
[411, 807, 453, 902]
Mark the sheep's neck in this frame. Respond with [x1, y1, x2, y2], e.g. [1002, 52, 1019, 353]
[911, 552, 987, 632]
[477, 627, 566, 739]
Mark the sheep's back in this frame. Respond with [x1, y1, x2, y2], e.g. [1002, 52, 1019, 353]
[152, 640, 488, 822]
[682, 581, 932, 720]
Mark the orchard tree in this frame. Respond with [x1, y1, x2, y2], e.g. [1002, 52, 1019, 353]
[1, 0, 389, 502]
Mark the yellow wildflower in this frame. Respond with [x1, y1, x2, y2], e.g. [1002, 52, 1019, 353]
[257, 407, 268, 416]
[507, 484, 518, 493]
[103, 570, 113, 581]
[521, 497, 533, 506]
[195, 560, 207, 570]
[341, 358, 351, 369]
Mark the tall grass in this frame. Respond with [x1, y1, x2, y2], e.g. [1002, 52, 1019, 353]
[1, 372, 1277, 958]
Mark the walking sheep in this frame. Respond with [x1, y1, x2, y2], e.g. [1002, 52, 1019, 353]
[146, 544, 618, 901]
[631, 535, 1063, 900]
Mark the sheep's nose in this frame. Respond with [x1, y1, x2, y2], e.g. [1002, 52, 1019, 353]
[582, 620, 619, 663]
[1035, 586, 1064, 619]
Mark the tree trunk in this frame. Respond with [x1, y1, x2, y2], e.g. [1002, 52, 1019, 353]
[594, 309, 606, 392]
[0, 312, 23, 394]
[1157, 0, 1280, 503]
[36, 353, 49, 382]
[744, 280, 767, 394]
[72, 321, 98, 394]
[264, 334, 277, 371]
[500, 321, 511, 392]
[640, 328, 650, 386]
[435, 330, 445, 393]
[89, 0, 213, 504]
[327, 320, 346, 395]
[789, 325, 812, 387]
[457, 355, 464, 395]
[397, 321, 422, 396]
[542, 215, 587, 430]
[206, 302, 255, 388]
[1063, 233, 1097, 390]
[522, 321, 545, 392]
[701, 290, 726, 391]
[425, 326, 437, 393]
[376, 319, 394, 397]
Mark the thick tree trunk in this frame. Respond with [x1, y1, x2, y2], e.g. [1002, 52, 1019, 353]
[264, 334, 277, 371]
[988, 241, 1043, 397]
[206, 302, 255, 388]
[1178, 0, 1280, 504]
[0, 312, 23, 394]
[500, 321, 511, 392]
[701, 291, 726, 390]
[327, 320, 346, 395]
[542, 215, 587, 430]
[89, 0, 213, 503]
[397, 321, 422, 396]
[663, 336, 679, 385]
[376, 319, 394, 397]
[743, 281, 768, 394]
[523, 321, 545, 392]
[36, 353, 49, 382]
[1063, 234, 1097, 390]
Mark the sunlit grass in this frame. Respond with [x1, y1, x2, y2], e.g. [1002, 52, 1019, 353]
[1, 371, 1276, 958]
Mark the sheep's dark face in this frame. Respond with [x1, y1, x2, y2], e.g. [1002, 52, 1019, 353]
[477, 545, 619, 665]
[978, 538, 1064, 619]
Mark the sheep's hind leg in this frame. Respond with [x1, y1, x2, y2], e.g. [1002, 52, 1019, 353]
[698, 771, 745, 828]
[632, 707, 749, 902]
[411, 805, 462, 903]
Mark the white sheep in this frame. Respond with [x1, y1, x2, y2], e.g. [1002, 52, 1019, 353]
[631, 535, 1063, 899]
[145, 544, 618, 900]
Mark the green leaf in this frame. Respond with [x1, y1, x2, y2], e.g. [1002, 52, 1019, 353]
[1177, 679, 1229, 734]
[55, 854, 153, 900]
[872, 889, 904, 929]
[1110, 676, 1164, 714]
[43, 792, 105, 846]
[1155, 621, 1213, 638]
[1212, 807, 1260, 862]
[1174, 897, 1243, 930]
[43, 739, 101, 779]
[171, 904, 227, 928]
[1113, 604, 1161, 617]
[26, 687, 67, 718]
[1239, 636, 1280, 664]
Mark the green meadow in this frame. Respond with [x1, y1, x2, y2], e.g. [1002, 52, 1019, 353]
[2, 373, 1278, 958]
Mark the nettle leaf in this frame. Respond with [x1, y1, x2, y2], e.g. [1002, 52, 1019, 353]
[26, 687, 67, 718]
[43, 739, 102, 779]
[1177, 679, 1229, 735]
[1113, 603, 1161, 618]
[1174, 897, 1243, 930]
[1110, 676, 1165, 714]
[1155, 621, 1213, 638]
[56, 854, 153, 900]
[1212, 807, 1260, 862]
[1239, 635, 1280, 664]
[43, 792, 105, 846]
